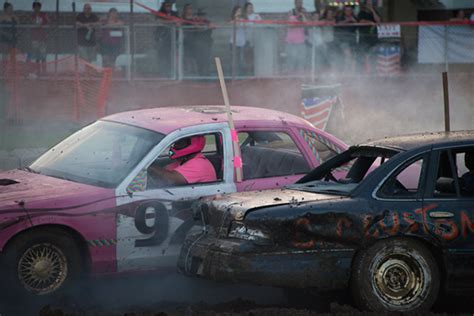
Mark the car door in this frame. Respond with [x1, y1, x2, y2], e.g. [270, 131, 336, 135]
[373, 152, 429, 238]
[423, 146, 474, 290]
[235, 128, 313, 192]
[114, 123, 235, 272]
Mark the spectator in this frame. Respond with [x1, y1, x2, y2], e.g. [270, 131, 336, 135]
[244, 2, 261, 21]
[311, 0, 325, 20]
[335, 5, 358, 72]
[311, 6, 337, 72]
[357, 0, 380, 72]
[194, 9, 213, 76]
[450, 10, 467, 21]
[181, 4, 213, 76]
[243, 2, 261, 75]
[285, 0, 309, 74]
[76, 3, 100, 62]
[181, 4, 197, 73]
[0, 2, 18, 57]
[155, 0, 178, 78]
[30, 1, 49, 75]
[229, 5, 246, 76]
[100, 8, 124, 69]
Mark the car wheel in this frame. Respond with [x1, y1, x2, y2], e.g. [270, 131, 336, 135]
[3, 228, 83, 299]
[351, 238, 439, 312]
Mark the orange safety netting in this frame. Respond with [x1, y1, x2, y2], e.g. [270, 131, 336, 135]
[0, 48, 112, 122]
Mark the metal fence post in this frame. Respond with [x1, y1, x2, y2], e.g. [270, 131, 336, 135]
[54, 0, 59, 76]
[177, 26, 184, 81]
[130, 0, 135, 81]
[171, 25, 177, 80]
[125, 26, 131, 81]
[72, 1, 79, 121]
[311, 26, 316, 82]
[232, 20, 237, 81]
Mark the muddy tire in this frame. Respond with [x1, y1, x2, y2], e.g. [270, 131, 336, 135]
[2, 228, 83, 300]
[351, 238, 439, 312]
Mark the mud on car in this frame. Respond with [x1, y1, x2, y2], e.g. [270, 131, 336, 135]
[179, 131, 474, 312]
[0, 106, 346, 298]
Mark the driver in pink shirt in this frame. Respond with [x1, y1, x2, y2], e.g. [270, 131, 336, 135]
[149, 135, 217, 186]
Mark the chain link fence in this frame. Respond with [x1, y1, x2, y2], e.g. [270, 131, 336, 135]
[1, 17, 474, 170]
[2, 21, 474, 80]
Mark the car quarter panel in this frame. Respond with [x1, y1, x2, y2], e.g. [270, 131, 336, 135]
[0, 174, 117, 274]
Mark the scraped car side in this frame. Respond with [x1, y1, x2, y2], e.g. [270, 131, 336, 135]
[0, 106, 346, 298]
[179, 131, 474, 313]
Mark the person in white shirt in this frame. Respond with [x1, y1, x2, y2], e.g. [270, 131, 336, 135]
[229, 5, 246, 76]
[243, 2, 261, 75]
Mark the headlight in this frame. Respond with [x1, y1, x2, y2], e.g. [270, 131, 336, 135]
[228, 221, 271, 244]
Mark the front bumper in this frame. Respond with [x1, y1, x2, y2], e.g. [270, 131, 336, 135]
[178, 230, 355, 290]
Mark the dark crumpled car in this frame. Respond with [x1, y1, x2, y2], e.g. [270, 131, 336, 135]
[178, 131, 474, 312]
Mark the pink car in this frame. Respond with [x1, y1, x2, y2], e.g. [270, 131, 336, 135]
[0, 106, 346, 297]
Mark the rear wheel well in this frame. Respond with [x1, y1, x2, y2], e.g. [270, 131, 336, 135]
[3, 224, 91, 274]
[350, 236, 447, 290]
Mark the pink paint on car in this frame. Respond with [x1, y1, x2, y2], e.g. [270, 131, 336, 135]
[0, 106, 347, 297]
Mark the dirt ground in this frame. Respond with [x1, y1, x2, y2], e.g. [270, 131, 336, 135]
[1, 272, 473, 316]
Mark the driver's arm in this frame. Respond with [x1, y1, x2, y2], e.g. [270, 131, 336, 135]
[148, 165, 188, 186]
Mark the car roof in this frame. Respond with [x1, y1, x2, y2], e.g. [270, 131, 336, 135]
[103, 106, 314, 134]
[362, 131, 474, 151]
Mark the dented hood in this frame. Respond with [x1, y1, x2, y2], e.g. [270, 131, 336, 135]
[0, 169, 113, 211]
[203, 188, 341, 232]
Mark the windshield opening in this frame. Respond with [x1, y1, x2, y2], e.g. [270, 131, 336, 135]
[30, 121, 165, 188]
[291, 146, 400, 195]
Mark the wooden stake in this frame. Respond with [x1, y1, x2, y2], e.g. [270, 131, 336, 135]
[442, 71, 450, 132]
[215, 57, 243, 182]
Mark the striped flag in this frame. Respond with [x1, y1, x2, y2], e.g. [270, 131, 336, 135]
[300, 96, 338, 130]
[376, 44, 401, 77]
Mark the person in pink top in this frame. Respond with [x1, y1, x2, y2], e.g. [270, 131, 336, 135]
[149, 135, 217, 186]
[285, 0, 309, 74]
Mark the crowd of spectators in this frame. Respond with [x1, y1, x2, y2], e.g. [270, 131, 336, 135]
[0, 1, 125, 73]
[1, 0, 474, 78]
[281, 0, 382, 74]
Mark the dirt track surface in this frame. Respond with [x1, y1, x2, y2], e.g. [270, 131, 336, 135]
[1, 272, 474, 316]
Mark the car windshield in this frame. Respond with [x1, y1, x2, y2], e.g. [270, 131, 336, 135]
[288, 146, 400, 195]
[30, 121, 164, 188]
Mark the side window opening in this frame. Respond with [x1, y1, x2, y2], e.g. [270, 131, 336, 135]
[127, 132, 223, 193]
[239, 131, 310, 180]
[379, 156, 425, 198]
[429, 148, 474, 199]
[433, 150, 458, 198]
[459, 149, 474, 197]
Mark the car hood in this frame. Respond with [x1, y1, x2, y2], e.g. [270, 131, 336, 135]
[0, 169, 113, 211]
[201, 188, 341, 235]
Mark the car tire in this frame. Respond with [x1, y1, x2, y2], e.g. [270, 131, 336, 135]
[2, 228, 83, 300]
[351, 238, 439, 312]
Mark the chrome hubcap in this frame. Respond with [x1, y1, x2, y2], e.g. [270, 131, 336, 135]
[18, 243, 68, 295]
[373, 254, 423, 306]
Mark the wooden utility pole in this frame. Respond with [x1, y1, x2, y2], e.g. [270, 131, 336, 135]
[442, 71, 450, 132]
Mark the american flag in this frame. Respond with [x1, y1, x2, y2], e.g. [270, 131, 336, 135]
[376, 44, 401, 77]
[300, 96, 338, 130]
